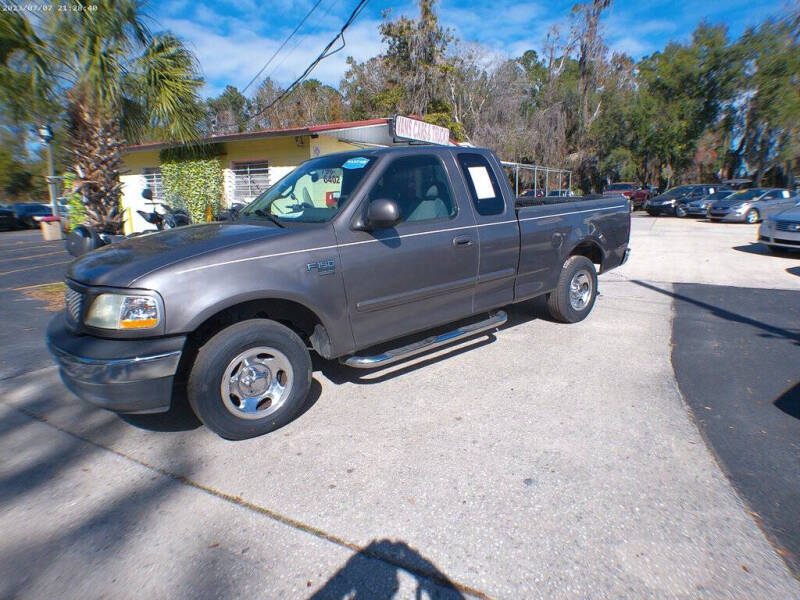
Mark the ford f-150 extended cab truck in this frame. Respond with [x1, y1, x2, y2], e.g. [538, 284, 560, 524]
[48, 146, 631, 439]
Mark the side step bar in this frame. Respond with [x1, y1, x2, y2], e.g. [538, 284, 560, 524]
[341, 310, 508, 369]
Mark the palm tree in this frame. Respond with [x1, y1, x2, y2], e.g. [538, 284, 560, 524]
[0, 1, 203, 232]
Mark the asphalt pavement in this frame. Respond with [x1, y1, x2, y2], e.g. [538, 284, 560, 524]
[0, 230, 71, 380]
[670, 282, 800, 574]
[0, 217, 799, 598]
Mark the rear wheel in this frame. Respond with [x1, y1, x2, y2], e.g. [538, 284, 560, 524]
[546, 256, 598, 323]
[745, 209, 760, 224]
[188, 319, 312, 440]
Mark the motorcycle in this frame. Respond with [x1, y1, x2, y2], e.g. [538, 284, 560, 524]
[66, 188, 191, 257]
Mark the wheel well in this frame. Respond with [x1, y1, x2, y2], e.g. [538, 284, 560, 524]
[188, 299, 327, 354]
[569, 240, 604, 267]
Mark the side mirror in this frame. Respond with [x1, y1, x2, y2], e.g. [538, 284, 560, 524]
[365, 198, 401, 229]
[142, 187, 153, 200]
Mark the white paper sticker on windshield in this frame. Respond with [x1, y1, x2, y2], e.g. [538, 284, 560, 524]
[467, 166, 496, 199]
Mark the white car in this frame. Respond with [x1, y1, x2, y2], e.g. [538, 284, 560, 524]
[758, 199, 800, 253]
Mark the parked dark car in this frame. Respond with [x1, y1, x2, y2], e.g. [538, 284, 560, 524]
[645, 185, 729, 217]
[0, 203, 16, 229]
[707, 188, 794, 223]
[546, 189, 575, 197]
[758, 199, 800, 252]
[684, 190, 735, 217]
[48, 146, 631, 440]
[13, 202, 52, 228]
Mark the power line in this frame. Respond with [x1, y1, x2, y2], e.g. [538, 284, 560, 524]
[263, 0, 340, 84]
[241, 0, 326, 95]
[248, 0, 370, 123]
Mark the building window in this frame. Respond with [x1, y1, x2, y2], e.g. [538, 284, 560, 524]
[233, 160, 270, 202]
[142, 167, 164, 202]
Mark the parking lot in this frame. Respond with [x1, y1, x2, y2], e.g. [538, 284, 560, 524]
[0, 215, 798, 598]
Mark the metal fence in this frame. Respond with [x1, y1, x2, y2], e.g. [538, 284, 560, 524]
[501, 161, 572, 197]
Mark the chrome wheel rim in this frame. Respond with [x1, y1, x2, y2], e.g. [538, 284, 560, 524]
[220, 346, 293, 420]
[746, 210, 757, 224]
[569, 270, 593, 311]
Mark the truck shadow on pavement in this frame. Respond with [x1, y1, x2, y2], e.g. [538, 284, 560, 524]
[316, 299, 549, 385]
[308, 539, 466, 600]
[120, 378, 323, 432]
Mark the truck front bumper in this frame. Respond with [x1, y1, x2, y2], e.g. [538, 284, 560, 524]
[47, 313, 186, 414]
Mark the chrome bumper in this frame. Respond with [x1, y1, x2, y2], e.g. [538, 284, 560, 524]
[49, 345, 181, 384]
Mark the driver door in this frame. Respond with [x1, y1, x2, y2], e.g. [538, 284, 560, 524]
[335, 153, 479, 351]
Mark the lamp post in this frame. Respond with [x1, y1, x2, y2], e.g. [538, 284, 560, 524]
[37, 124, 59, 220]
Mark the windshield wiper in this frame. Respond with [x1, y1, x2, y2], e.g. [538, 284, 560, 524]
[253, 209, 285, 228]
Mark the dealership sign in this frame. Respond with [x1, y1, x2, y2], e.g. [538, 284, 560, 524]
[393, 115, 450, 145]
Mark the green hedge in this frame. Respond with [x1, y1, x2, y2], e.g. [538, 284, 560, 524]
[160, 156, 224, 223]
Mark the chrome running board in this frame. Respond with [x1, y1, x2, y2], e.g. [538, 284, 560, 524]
[341, 310, 507, 369]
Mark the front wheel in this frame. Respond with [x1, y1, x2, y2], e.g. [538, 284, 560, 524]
[675, 204, 687, 217]
[745, 209, 760, 224]
[188, 319, 312, 440]
[546, 256, 598, 323]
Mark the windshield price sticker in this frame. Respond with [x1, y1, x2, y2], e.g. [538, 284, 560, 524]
[343, 157, 370, 170]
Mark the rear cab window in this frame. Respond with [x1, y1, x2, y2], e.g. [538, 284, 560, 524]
[457, 153, 505, 216]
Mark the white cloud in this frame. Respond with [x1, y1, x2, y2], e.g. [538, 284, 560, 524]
[162, 14, 385, 97]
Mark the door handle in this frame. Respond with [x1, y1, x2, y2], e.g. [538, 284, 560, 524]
[452, 235, 473, 247]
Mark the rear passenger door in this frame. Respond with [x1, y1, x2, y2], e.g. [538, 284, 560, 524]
[335, 153, 478, 350]
[455, 152, 520, 312]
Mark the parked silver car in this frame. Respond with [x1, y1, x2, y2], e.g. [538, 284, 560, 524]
[758, 200, 800, 252]
[707, 188, 795, 223]
[684, 190, 735, 216]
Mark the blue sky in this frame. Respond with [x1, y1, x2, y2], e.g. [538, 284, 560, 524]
[155, 0, 789, 98]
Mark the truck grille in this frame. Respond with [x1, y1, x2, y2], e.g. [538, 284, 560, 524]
[775, 221, 800, 232]
[65, 287, 83, 323]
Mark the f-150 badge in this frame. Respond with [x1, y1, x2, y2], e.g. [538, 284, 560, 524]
[307, 258, 336, 275]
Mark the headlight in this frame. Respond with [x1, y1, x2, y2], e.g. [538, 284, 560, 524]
[733, 204, 747, 214]
[666, 199, 676, 205]
[85, 294, 161, 330]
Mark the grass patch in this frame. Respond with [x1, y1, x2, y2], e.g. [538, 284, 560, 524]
[21, 282, 66, 312]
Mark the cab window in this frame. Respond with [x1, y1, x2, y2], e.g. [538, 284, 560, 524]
[457, 153, 504, 216]
[368, 155, 456, 223]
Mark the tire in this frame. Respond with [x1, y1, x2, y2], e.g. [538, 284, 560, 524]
[745, 209, 759, 224]
[188, 319, 312, 440]
[546, 256, 598, 323]
[675, 204, 686, 217]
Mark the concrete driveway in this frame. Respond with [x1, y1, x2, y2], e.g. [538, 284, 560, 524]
[0, 217, 798, 599]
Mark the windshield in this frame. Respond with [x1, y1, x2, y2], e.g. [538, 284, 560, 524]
[241, 154, 376, 223]
[660, 186, 692, 198]
[606, 183, 635, 191]
[727, 188, 765, 201]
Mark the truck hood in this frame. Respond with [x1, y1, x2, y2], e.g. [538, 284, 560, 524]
[68, 222, 287, 288]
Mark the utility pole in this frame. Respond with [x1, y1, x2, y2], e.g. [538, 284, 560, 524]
[37, 124, 59, 219]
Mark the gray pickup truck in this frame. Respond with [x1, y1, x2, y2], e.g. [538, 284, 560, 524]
[48, 146, 630, 439]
